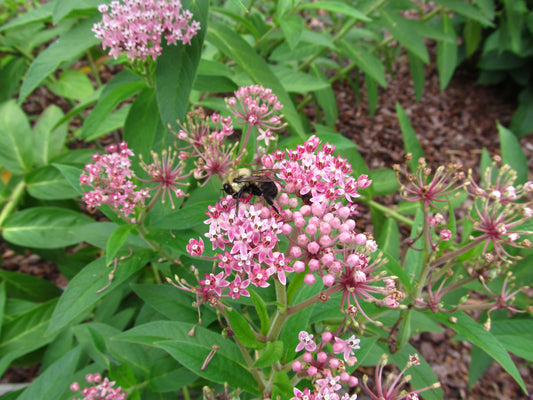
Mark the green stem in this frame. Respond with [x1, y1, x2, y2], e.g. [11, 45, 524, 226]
[363, 197, 414, 227]
[266, 279, 288, 341]
[182, 385, 191, 400]
[0, 180, 26, 227]
[86, 50, 103, 88]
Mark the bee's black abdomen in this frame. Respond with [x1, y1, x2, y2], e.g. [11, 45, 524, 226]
[261, 181, 278, 198]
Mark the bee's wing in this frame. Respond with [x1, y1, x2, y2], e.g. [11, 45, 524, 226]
[234, 169, 281, 183]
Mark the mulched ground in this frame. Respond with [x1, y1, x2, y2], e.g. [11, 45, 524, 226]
[2, 43, 533, 399]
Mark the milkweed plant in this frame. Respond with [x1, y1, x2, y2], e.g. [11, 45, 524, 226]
[0, 1, 532, 400]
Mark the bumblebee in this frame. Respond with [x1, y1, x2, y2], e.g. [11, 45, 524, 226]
[222, 168, 280, 213]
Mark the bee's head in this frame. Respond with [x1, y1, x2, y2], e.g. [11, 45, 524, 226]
[223, 183, 234, 195]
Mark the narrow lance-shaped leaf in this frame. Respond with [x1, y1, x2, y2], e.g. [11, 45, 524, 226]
[0, 100, 33, 174]
[18, 16, 100, 103]
[207, 22, 306, 139]
[437, 14, 458, 91]
[396, 102, 425, 171]
[155, 0, 208, 134]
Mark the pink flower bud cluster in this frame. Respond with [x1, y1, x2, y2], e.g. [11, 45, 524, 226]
[92, 0, 200, 61]
[81, 142, 150, 218]
[70, 373, 127, 400]
[226, 85, 286, 145]
[291, 331, 359, 400]
[265, 134, 369, 206]
[176, 111, 237, 185]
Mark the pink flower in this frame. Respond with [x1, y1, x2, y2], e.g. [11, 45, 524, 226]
[295, 331, 316, 352]
[333, 335, 360, 361]
[71, 374, 127, 400]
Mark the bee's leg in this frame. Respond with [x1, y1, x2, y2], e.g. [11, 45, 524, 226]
[263, 195, 280, 214]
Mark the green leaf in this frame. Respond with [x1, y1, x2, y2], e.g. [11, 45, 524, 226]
[0, 281, 5, 338]
[81, 77, 145, 140]
[396, 103, 424, 171]
[432, 310, 527, 393]
[434, 0, 493, 27]
[207, 22, 306, 140]
[132, 283, 217, 325]
[0, 57, 26, 103]
[278, 14, 304, 49]
[226, 308, 263, 349]
[491, 319, 533, 362]
[148, 201, 211, 230]
[32, 105, 67, 167]
[310, 64, 338, 127]
[47, 69, 95, 101]
[0, 100, 33, 174]
[270, 65, 330, 93]
[0, 269, 61, 302]
[368, 168, 399, 196]
[365, 72, 379, 117]
[404, 208, 424, 283]
[510, 87, 533, 138]
[52, 0, 101, 24]
[498, 123, 528, 184]
[437, 14, 458, 91]
[298, 1, 371, 21]
[408, 50, 425, 101]
[3, 207, 93, 249]
[379, 220, 400, 260]
[0, 3, 53, 32]
[25, 166, 79, 200]
[124, 88, 164, 160]
[0, 299, 58, 377]
[117, 321, 260, 395]
[464, 19, 482, 57]
[148, 358, 198, 393]
[249, 288, 270, 336]
[339, 41, 387, 88]
[155, 0, 208, 133]
[468, 345, 493, 389]
[16, 348, 81, 400]
[53, 163, 84, 196]
[253, 341, 283, 368]
[48, 252, 151, 336]
[18, 16, 100, 103]
[106, 224, 134, 266]
[380, 8, 429, 64]
[381, 252, 412, 291]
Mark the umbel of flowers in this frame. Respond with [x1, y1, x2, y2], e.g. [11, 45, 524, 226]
[178, 134, 402, 320]
[92, 0, 200, 61]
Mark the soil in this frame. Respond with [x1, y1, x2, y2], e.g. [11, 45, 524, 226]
[2, 44, 533, 400]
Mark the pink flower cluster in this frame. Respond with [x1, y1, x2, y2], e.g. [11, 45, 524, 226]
[291, 331, 359, 400]
[182, 136, 401, 318]
[265, 134, 368, 205]
[360, 354, 439, 400]
[70, 373, 127, 400]
[178, 199, 289, 306]
[81, 142, 150, 218]
[466, 160, 533, 262]
[176, 111, 236, 185]
[92, 0, 200, 60]
[226, 85, 285, 140]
